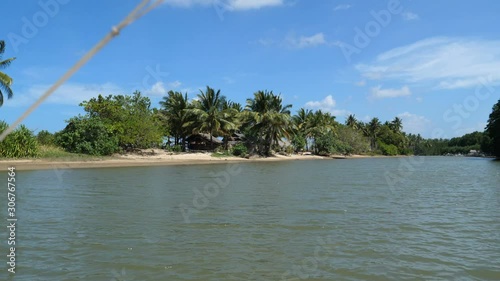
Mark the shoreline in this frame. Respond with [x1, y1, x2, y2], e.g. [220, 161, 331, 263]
[0, 151, 389, 171]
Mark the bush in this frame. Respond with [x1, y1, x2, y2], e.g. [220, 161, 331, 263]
[378, 141, 398, 156]
[291, 134, 306, 152]
[315, 132, 353, 155]
[168, 145, 183, 152]
[231, 143, 247, 156]
[0, 121, 39, 158]
[36, 130, 55, 146]
[336, 126, 370, 154]
[55, 116, 119, 156]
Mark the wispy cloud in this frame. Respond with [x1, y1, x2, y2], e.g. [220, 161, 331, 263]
[402, 12, 419, 21]
[149, 82, 167, 96]
[370, 85, 411, 99]
[356, 80, 366, 87]
[356, 37, 500, 90]
[305, 95, 350, 117]
[163, 0, 285, 10]
[146, 80, 183, 96]
[6, 83, 123, 107]
[286, 32, 327, 48]
[258, 32, 330, 49]
[334, 4, 351, 11]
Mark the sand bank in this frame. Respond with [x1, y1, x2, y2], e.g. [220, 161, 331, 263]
[0, 150, 380, 171]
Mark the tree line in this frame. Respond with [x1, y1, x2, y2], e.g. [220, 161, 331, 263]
[2, 86, 498, 159]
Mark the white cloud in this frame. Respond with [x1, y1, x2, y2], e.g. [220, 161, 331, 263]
[168, 80, 182, 88]
[402, 12, 419, 21]
[334, 4, 351, 11]
[397, 112, 431, 135]
[370, 85, 411, 99]
[287, 33, 327, 48]
[146, 81, 183, 96]
[304, 95, 350, 117]
[6, 83, 123, 107]
[150, 82, 167, 96]
[163, 0, 284, 10]
[356, 37, 500, 90]
[356, 80, 366, 87]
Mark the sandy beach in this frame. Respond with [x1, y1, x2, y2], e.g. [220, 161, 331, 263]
[0, 149, 376, 171]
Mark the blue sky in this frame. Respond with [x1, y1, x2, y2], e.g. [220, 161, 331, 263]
[1, 0, 499, 138]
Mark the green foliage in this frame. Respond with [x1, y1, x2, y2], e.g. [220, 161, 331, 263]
[38, 145, 105, 160]
[485, 99, 500, 157]
[335, 126, 370, 154]
[167, 145, 183, 153]
[315, 131, 353, 156]
[80, 91, 163, 150]
[378, 125, 407, 152]
[231, 143, 247, 156]
[0, 40, 16, 107]
[377, 141, 398, 156]
[0, 121, 39, 158]
[159, 91, 192, 148]
[291, 134, 306, 152]
[184, 87, 241, 151]
[244, 90, 293, 155]
[481, 135, 493, 155]
[36, 130, 55, 146]
[413, 131, 491, 156]
[55, 116, 119, 156]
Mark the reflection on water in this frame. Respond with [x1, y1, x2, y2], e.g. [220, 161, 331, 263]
[1, 157, 499, 280]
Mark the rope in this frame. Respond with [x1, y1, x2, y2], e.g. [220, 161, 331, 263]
[0, 0, 164, 142]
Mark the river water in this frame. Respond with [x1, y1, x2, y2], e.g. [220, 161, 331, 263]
[1, 157, 499, 280]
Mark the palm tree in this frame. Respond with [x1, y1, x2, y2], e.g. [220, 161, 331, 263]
[346, 114, 358, 130]
[187, 86, 235, 149]
[368, 117, 382, 150]
[390, 117, 403, 133]
[293, 108, 313, 150]
[159, 91, 192, 148]
[245, 90, 293, 155]
[306, 110, 337, 154]
[221, 100, 243, 149]
[0, 40, 16, 106]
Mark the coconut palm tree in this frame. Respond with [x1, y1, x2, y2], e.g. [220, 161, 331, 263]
[220, 100, 243, 149]
[346, 114, 358, 130]
[245, 90, 292, 155]
[293, 108, 313, 150]
[0, 40, 16, 106]
[390, 117, 403, 133]
[187, 86, 235, 149]
[306, 110, 337, 154]
[368, 117, 382, 150]
[159, 91, 192, 148]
